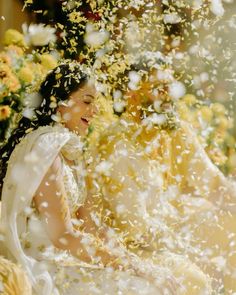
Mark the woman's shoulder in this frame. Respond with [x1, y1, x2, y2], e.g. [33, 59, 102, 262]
[25, 125, 76, 149]
[8, 125, 73, 165]
[29, 125, 71, 141]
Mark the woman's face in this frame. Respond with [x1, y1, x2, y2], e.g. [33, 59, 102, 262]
[58, 82, 97, 136]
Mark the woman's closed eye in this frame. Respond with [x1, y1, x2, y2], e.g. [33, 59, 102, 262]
[84, 100, 91, 105]
[83, 94, 94, 104]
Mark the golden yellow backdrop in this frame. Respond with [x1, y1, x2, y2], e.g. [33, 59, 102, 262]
[0, 0, 29, 48]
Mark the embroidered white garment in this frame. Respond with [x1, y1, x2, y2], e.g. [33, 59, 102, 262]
[0, 125, 87, 294]
[0, 125, 188, 295]
[2, 121, 235, 294]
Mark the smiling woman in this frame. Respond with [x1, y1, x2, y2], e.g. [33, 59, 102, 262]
[0, 63, 89, 194]
[58, 82, 97, 136]
[0, 62, 187, 295]
[0, 63, 101, 293]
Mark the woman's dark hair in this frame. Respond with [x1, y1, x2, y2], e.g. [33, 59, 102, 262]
[0, 63, 87, 197]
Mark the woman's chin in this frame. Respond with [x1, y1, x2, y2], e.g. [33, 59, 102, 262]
[77, 125, 89, 136]
[80, 120, 90, 135]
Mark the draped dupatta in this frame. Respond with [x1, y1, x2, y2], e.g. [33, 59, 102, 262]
[0, 125, 78, 295]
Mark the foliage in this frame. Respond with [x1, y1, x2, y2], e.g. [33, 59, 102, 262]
[0, 28, 58, 142]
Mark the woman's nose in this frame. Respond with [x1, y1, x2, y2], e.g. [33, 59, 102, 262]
[85, 104, 97, 117]
[91, 104, 98, 115]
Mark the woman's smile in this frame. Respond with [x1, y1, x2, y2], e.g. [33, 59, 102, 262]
[81, 117, 90, 125]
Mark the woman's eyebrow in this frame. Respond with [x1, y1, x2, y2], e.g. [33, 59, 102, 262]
[84, 94, 95, 99]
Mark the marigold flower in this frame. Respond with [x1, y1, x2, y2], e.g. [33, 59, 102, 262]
[40, 54, 57, 70]
[216, 116, 229, 130]
[0, 64, 21, 93]
[3, 29, 26, 47]
[211, 103, 226, 116]
[199, 106, 213, 123]
[0, 53, 11, 65]
[7, 45, 24, 56]
[0, 105, 11, 121]
[18, 67, 34, 84]
[182, 94, 197, 106]
[0, 87, 9, 101]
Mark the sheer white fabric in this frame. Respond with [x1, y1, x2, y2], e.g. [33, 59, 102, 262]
[0, 125, 182, 295]
[0, 125, 85, 294]
[2, 121, 233, 294]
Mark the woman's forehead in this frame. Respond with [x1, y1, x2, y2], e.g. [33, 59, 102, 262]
[72, 83, 96, 97]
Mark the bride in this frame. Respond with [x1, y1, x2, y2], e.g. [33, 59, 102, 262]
[0, 63, 198, 295]
[87, 78, 236, 294]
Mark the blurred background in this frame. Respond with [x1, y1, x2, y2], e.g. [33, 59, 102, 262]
[0, 0, 65, 48]
[0, 0, 236, 174]
[0, 0, 29, 47]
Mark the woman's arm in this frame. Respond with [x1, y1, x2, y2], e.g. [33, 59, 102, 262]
[33, 156, 186, 291]
[34, 156, 117, 265]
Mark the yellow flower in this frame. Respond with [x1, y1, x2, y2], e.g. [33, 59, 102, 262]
[0, 53, 11, 66]
[199, 106, 213, 123]
[176, 101, 193, 122]
[211, 103, 226, 116]
[0, 87, 9, 101]
[40, 54, 57, 70]
[0, 256, 32, 295]
[33, 63, 45, 77]
[7, 45, 25, 56]
[3, 29, 26, 47]
[182, 94, 197, 106]
[0, 105, 11, 121]
[18, 67, 34, 84]
[0, 63, 11, 77]
[216, 116, 229, 130]
[0, 64, 21, 93]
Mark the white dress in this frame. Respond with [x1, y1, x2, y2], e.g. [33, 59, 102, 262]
[0, 125, 186, 295]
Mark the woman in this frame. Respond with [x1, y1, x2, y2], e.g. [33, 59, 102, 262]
[0, 64, 184, 295]
[88, 83, 236, 294]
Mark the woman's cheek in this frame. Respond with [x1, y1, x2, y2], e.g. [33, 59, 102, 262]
[72, 105, 82, 114]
